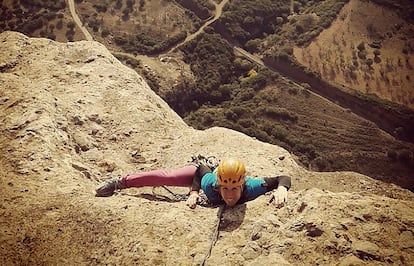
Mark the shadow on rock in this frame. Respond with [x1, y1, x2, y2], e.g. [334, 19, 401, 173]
[220, 204, 246, 232]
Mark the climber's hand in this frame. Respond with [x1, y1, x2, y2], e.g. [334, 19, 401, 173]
[269, 186, 288, 208]
[186, 191, 200, 209]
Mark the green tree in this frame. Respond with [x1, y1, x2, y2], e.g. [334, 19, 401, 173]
[366, 58, 374, 68]
[67, 21, 76, 30]
[245, 39, 261, 52]
[357, 42, 365, 51]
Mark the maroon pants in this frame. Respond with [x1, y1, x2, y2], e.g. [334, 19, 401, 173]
[120, 165, 197, 188]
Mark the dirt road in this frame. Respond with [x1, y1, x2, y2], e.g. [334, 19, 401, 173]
[167, 0, 230, 53]
[67, 0, 93, 41]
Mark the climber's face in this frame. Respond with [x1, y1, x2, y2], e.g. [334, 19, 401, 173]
[219, 186, 242, 206]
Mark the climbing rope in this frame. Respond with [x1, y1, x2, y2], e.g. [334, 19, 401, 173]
[152, 186, 210, 206]
[151, 186, 224, 265]
[156, 185, 189, 201]
[200, 205, 225, 266]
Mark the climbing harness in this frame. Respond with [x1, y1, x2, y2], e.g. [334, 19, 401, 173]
[150, 154, 219, 205]
[200, 205, 225, 266]
[190, 154, 220, 171]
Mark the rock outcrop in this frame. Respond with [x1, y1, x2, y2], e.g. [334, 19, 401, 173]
[1, 31, 413, 265]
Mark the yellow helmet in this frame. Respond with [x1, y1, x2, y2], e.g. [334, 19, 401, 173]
[216, 158, 246, 187]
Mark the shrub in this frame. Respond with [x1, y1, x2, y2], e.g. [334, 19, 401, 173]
[366, 58, 373, 68]
[270, 125, 289, 141]
[93, 4, 107, 13]
[358, 50, 367, 60]
[357, 42, 365, 51]
[234, 58, 253, 71]
[260, 106, 298, 122]
[114, 36, 127, 45]
[276, 17, 284, 24]
[387, 149, 398, 161]
[202, 113, 214, 126]
[126, 0, 135, 8]
[67, 21, 76, 29]
[313, 156, 330, 171]
[56, 19, 63, 29]
[66, 32, 74, 42]
[101, 28, 110, 37]
[46, 32, 56, 40]
[296, 141, 317, 159]
[349, 70, 357, 80]
[301, 83, 311, 90]
[398, 149, 412, 163]
[225, 109, 238, 121]
[288, 87, 299, 95]
[115, 0, 122, 9]
[301, 89, 311, 98]
[353, 59, 359, 67]
[139, 0, 145, 8]
[217, 84, 233, 100]
[260, 120, 274, 135]
[122, 12, 130, 21]
[241, 73, 268, 91]
[253, 129, 272, 143]
[239, 118, 255, 128]
[245, 39, 261, 52]
[239, 87, 255, 101]
[230, 106, 247, 117]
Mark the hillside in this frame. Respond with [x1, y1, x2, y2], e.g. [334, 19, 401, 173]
[1, 31, 414, 266]
[1, 0, 413, 190]
[292, 0, 414, 109]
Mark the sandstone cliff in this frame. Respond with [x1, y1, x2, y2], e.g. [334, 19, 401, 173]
[0, 31, 413, 265]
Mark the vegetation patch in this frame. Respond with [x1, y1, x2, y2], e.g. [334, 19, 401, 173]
[2, 0, 413, 189]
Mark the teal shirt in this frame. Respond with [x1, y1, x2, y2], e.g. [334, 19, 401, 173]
[201, 173, 268, 205]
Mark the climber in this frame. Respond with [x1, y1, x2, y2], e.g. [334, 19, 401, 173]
[95, 157, 291, 209]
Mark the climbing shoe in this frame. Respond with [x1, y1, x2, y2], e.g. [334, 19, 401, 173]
[95, 178, 124, 197]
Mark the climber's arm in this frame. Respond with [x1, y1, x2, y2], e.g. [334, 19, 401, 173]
[186, 165, 213, 209]
[263, 175, 291, 191]
[263, 175, 291, 208]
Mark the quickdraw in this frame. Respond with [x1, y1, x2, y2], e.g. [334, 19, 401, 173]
[152, 185, 211, 207]
[190, 154, 220, 171]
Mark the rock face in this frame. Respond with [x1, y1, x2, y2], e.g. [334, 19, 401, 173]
[0, 31, 413, 265]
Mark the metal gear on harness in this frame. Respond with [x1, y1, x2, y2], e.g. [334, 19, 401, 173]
[190, 154, 220, 171]
[152, 186, 211, 207]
